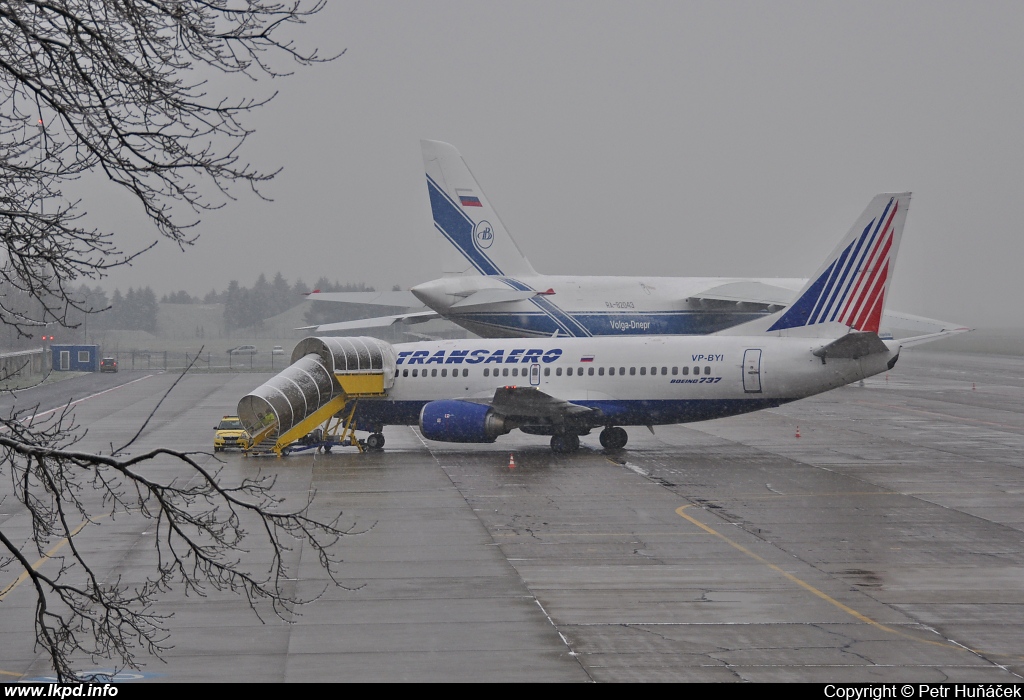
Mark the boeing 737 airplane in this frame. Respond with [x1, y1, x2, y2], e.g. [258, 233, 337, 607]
[301, 141, 957, 338]
[244, 192, 966, 453]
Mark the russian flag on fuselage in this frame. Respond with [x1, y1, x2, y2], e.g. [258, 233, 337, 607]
[768, 193, 910, 334]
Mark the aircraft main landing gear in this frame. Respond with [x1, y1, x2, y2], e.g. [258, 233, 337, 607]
[550, 433, 580, 454]
[599, 426, 628, 449]
[365, 432, 386, 450]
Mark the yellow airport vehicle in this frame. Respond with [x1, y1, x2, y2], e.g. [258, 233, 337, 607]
[213, 416, 250, 452]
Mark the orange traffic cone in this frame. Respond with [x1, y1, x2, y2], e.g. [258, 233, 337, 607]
[508, 453, 516, 469]
[795, 426, 801, 439]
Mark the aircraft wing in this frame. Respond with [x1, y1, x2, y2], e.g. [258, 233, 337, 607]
[689, 281, 799, 306]
[450, 288, 548, 309]
[465, 386, 597, 423]
[304, 291, 420, 306]
[296, 310, 439, 333]
[692, 282, 965, 336]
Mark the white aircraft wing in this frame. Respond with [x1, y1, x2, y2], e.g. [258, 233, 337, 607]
[689, 281, 799, 306]
[450, 288, 548, 309]
[296, 310, 439, 333]
[692, 282, 965, 336]
[304, 291, 420, 306]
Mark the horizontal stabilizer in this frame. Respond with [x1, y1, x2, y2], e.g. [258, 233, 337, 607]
[450, 288, 543, 309]
[896, 327, 972, 349]
[296, 310, 439, 333]
[812, 332, 890, 360]
[879, 311, 968, 334]
[304, 291, 419, 307]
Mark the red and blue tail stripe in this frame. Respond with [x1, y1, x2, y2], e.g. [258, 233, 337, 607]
[768, 195, 906, 334]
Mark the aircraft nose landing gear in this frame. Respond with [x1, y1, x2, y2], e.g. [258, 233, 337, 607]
[599, 426, 628, 450]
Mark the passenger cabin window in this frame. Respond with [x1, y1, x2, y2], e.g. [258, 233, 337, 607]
[693, 366, 699, 375]
[556, 367, 562, 376]
[588, 367, 594, 376]
[661, 367, 667, 375]
[403, 369, 408, 377]
[630, 367, 636, 376]
[598, 367, 605, 376]
[671, 367, 678, 375]
[578, 367, 584, 376]
[441, 369, 447, 377]
[620, 367, 625, 375]
[640, 367, 646, 376]
[412, 369, 418, 377]
[431, 369, 437, 377]
[705, 366, 711, 375]
[682, 367, 688, 375]
[503, 368, 509, 377]
[544, 368, 550, 376]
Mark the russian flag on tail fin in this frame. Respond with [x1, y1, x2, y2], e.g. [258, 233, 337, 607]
[768, 193, 911, 334]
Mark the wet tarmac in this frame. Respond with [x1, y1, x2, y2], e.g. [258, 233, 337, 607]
[1, 349, 1022, 681]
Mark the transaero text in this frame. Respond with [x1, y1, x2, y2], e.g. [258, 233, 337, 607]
[397, 349, 563, 365]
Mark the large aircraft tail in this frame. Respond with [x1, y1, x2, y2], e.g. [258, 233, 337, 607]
[719, 193, 912, 337]
[422, 140, 537, 278]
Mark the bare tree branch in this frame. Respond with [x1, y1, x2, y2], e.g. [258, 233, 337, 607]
[0, 0, 352, 682]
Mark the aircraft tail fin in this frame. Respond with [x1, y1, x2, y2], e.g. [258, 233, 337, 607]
[719, 192, 912, 337]
[422, 140, 537, 277]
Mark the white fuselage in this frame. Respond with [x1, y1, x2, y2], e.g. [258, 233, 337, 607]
[410, 275, 805, 338]
[355, 334, 899, 430]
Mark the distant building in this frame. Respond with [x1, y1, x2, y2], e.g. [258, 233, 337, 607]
[0, 348, 47, 379]
[50, 344, 100, 372]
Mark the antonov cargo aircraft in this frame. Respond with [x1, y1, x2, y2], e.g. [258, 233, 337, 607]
[246, 192, 966, 453]
[301, 141, 957, 338]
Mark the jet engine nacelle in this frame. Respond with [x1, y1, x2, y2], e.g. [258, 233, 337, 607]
[419, 400, 512, 443]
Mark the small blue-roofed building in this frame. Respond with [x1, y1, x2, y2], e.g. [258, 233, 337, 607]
[50, 344, 100, 372]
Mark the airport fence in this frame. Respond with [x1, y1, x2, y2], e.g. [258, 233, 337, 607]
[106, 350, 293, 372]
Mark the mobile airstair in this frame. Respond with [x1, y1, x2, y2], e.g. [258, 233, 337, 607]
[237, 337, 396, 457]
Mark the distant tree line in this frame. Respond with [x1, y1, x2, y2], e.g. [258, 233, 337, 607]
[0, 274, 392, 346]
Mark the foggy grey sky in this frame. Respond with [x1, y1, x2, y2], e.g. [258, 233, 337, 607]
[96, 1, 1024, 328]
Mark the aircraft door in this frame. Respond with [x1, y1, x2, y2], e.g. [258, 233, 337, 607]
[530, 363, 541, 386]
[743, 349, 762, 393]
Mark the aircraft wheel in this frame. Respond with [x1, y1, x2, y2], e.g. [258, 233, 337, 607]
[612, 427, 628, 448]
[600, 427, 628, 449]
[324, 444, 332, 454]
[366, 433, 385, 450]
[551, 433, 580, 453]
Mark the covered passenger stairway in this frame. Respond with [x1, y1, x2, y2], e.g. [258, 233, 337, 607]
[237, 336, 396, 456]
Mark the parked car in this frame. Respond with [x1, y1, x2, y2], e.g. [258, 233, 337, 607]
[99, 357, 118, 373]
[213, 416, 250, 451]
[226, 345, 257, 355]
